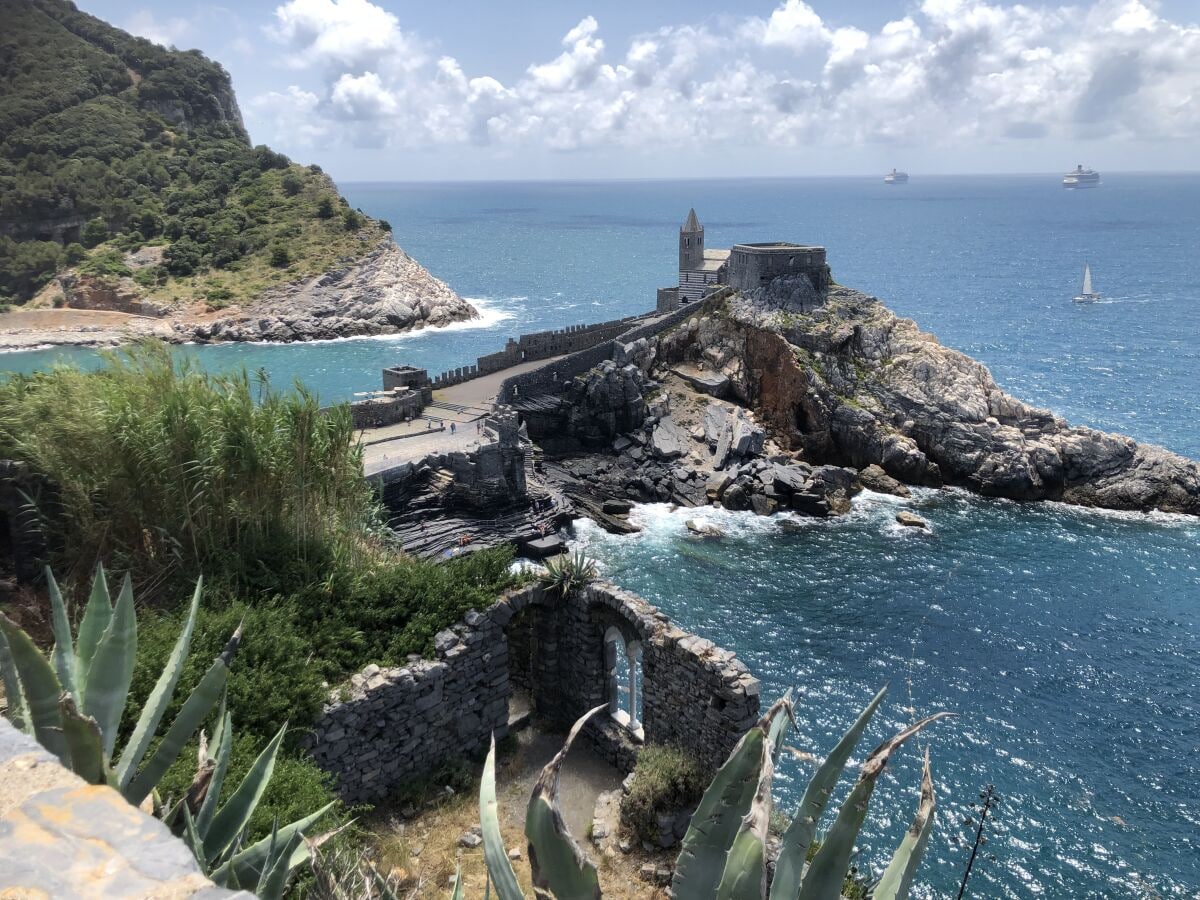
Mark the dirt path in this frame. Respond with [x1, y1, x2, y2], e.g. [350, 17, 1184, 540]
[366, 727, 671, 898]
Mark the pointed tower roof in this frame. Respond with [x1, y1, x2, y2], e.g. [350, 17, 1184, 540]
[682, 208, 702, 232]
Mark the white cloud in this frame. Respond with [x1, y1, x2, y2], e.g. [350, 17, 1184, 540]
[125, 9, 192, 48]
[253, 0, 1200, 154]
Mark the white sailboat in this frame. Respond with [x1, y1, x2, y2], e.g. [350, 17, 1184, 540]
[1073, 262, 1101, 303]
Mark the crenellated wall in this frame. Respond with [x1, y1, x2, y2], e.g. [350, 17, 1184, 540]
[305, 581, 760, 803]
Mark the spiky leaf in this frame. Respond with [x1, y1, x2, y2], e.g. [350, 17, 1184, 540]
[197, 707, 234, 838]
[75, 562, 113, 692]
[116, 578, 204, 789]
[481, 734, 524, 899]
[772, 686, 888, 900]
[870, 749, 936, 900]
[211, 802, 336, 888]
[45, 568, 78, 703]
[204, 723, 287, 862]
[716, 730, 775, 900]
[673, 697, 792, 898]
[125, 626, 240, 805]
[82, 574, 137, 759]
[797, 712, 953, 900]
[0, 627, 28, 732]
[0, 613, 66, 762]
[526, 705, 605, 899]
[59, 693, 106, 784]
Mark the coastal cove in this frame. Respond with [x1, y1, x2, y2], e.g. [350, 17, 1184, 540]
[3, 175, 1199, 896]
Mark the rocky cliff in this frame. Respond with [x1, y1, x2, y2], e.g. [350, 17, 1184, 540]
[656, 287, 1200, 516]
[188, 239, 478, 343]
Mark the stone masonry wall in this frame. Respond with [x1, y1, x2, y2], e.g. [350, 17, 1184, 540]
[306, 581, 760, 803]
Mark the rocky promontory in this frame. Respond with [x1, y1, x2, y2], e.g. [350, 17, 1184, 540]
[531, 284, 1200, 520]
[656, 286, 1200, 516]
[186, 240, 478, 343]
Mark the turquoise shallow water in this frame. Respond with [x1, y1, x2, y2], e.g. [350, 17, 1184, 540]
[4, 175, 1199, 895]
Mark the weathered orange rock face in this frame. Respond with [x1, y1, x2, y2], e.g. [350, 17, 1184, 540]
[58, 273, 172, 317]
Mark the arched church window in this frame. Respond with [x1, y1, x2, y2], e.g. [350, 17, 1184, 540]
[604, 626, 644, 741]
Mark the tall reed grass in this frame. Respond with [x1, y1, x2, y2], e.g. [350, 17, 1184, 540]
[0, 342, 374, 594]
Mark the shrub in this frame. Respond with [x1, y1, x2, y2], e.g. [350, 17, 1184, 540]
[77, 248, 131, 279]
[63, 242, 88, 266]
[281, 172, 303, 196]
[342, 209, 362, 232]
[163, 235, 203, 275]
[81, 216, 109, 248]
[619, 744, 708, 844]
[316, 197, 336, 219]
[269, 243, 290, 267]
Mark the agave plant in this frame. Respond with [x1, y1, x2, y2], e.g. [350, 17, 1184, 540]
[470, 688, 951, 899]
[0, 564, 333, 899]
[540, 550, 598, 597]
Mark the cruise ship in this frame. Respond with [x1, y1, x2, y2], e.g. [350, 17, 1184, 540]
[1063, 165, 1100, 188]
[884, 168, 909, 184]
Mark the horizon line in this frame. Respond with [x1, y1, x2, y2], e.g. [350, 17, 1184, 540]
[336, 169, 1200, 186]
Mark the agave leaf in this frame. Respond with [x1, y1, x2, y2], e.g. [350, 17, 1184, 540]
[75, 562, 113, 692]
[116, 578, 204, 789]
[525, 704, 605, 900]
[204, 722, 287, 862]
[768, 688, 795, 763]
[125, 626, 240, 805]
[197, 707, 234, 838]
[0, 613, 66, 762]
[672, 697, 792, 898]
[797, 712, 954, 900]
[255, 818, 301, 900]
[181, 803, 207, 867]
[450, 864, 465, 900]
[59, 692, 106, 784]
[45, 568, 79, 703]
[716, 729, 775, 900]
[82, 573, 137, 759]
[771, 686, 888, 900]
[870, 749, 936, 900]
[211, 802, 336, 888]
[481, 733, 525, 900]
[0, 627, 28, 732]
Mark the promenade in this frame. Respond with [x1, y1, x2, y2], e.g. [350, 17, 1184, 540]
[359, 354, 565, 475]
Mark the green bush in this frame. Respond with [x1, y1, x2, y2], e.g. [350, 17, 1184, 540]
[81, 216, 109, 248]
[342, 209, 362, 231]
[77, 247, 131, 279]
[269, 243, 290, 267]
[316, 197, 336, 219]
[619, 744, 708, 844]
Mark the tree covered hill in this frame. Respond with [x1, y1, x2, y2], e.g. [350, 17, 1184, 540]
[0, 0, 387, 306]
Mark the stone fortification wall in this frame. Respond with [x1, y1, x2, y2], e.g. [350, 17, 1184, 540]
[349, 389, 426, 429]
[306, 581, 759, 803]
[430, 317, 645, 389]
[497, 293, 728, 406]
[726, 243, 829, 294]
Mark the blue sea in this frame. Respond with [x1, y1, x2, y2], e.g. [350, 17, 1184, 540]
[4, 175, 1199, 897]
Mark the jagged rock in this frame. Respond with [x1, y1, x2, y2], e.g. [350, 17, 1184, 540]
[706, 472, 734, 500]
[704, 404, 731, 446]
[685, 519, 724, 537]
[857, 463, 912, 497]
[194, 240, 477, 343]
[751, 495, 778, 516]
[772, 464, 811, 495]
[603, 498, 633, 515]
[896, 511, 928, 528]
[721, 483, 750, 511]
[651, 418, 688, 459]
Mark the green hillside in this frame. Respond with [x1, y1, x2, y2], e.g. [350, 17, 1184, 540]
[0, 0, 386, 305]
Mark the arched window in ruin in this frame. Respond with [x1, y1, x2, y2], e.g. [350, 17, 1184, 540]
[604, 626, 644, 741]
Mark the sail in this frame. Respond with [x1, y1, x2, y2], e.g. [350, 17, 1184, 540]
[1082, 264, 1093, 295]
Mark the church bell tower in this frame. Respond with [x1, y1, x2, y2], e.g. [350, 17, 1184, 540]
[679, 208, 704, 273]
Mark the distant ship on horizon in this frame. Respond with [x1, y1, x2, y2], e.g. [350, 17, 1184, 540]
[884, 168, 909, 184]
[1073, 262, 1101, 303]
[1063, 165, 1100, 188]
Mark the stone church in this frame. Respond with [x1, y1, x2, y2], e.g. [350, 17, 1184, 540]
[659, 208, 830, 311]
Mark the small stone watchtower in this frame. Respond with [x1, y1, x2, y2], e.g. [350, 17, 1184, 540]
[679, 208, 704, 272]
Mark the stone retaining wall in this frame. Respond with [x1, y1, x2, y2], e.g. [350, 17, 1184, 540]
[306, 581, 759, 803]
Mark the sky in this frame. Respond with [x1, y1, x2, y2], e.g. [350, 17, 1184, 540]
[78, 0, 1200, 181]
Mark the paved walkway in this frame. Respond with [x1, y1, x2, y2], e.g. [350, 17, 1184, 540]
[359, 354, 566, 474]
